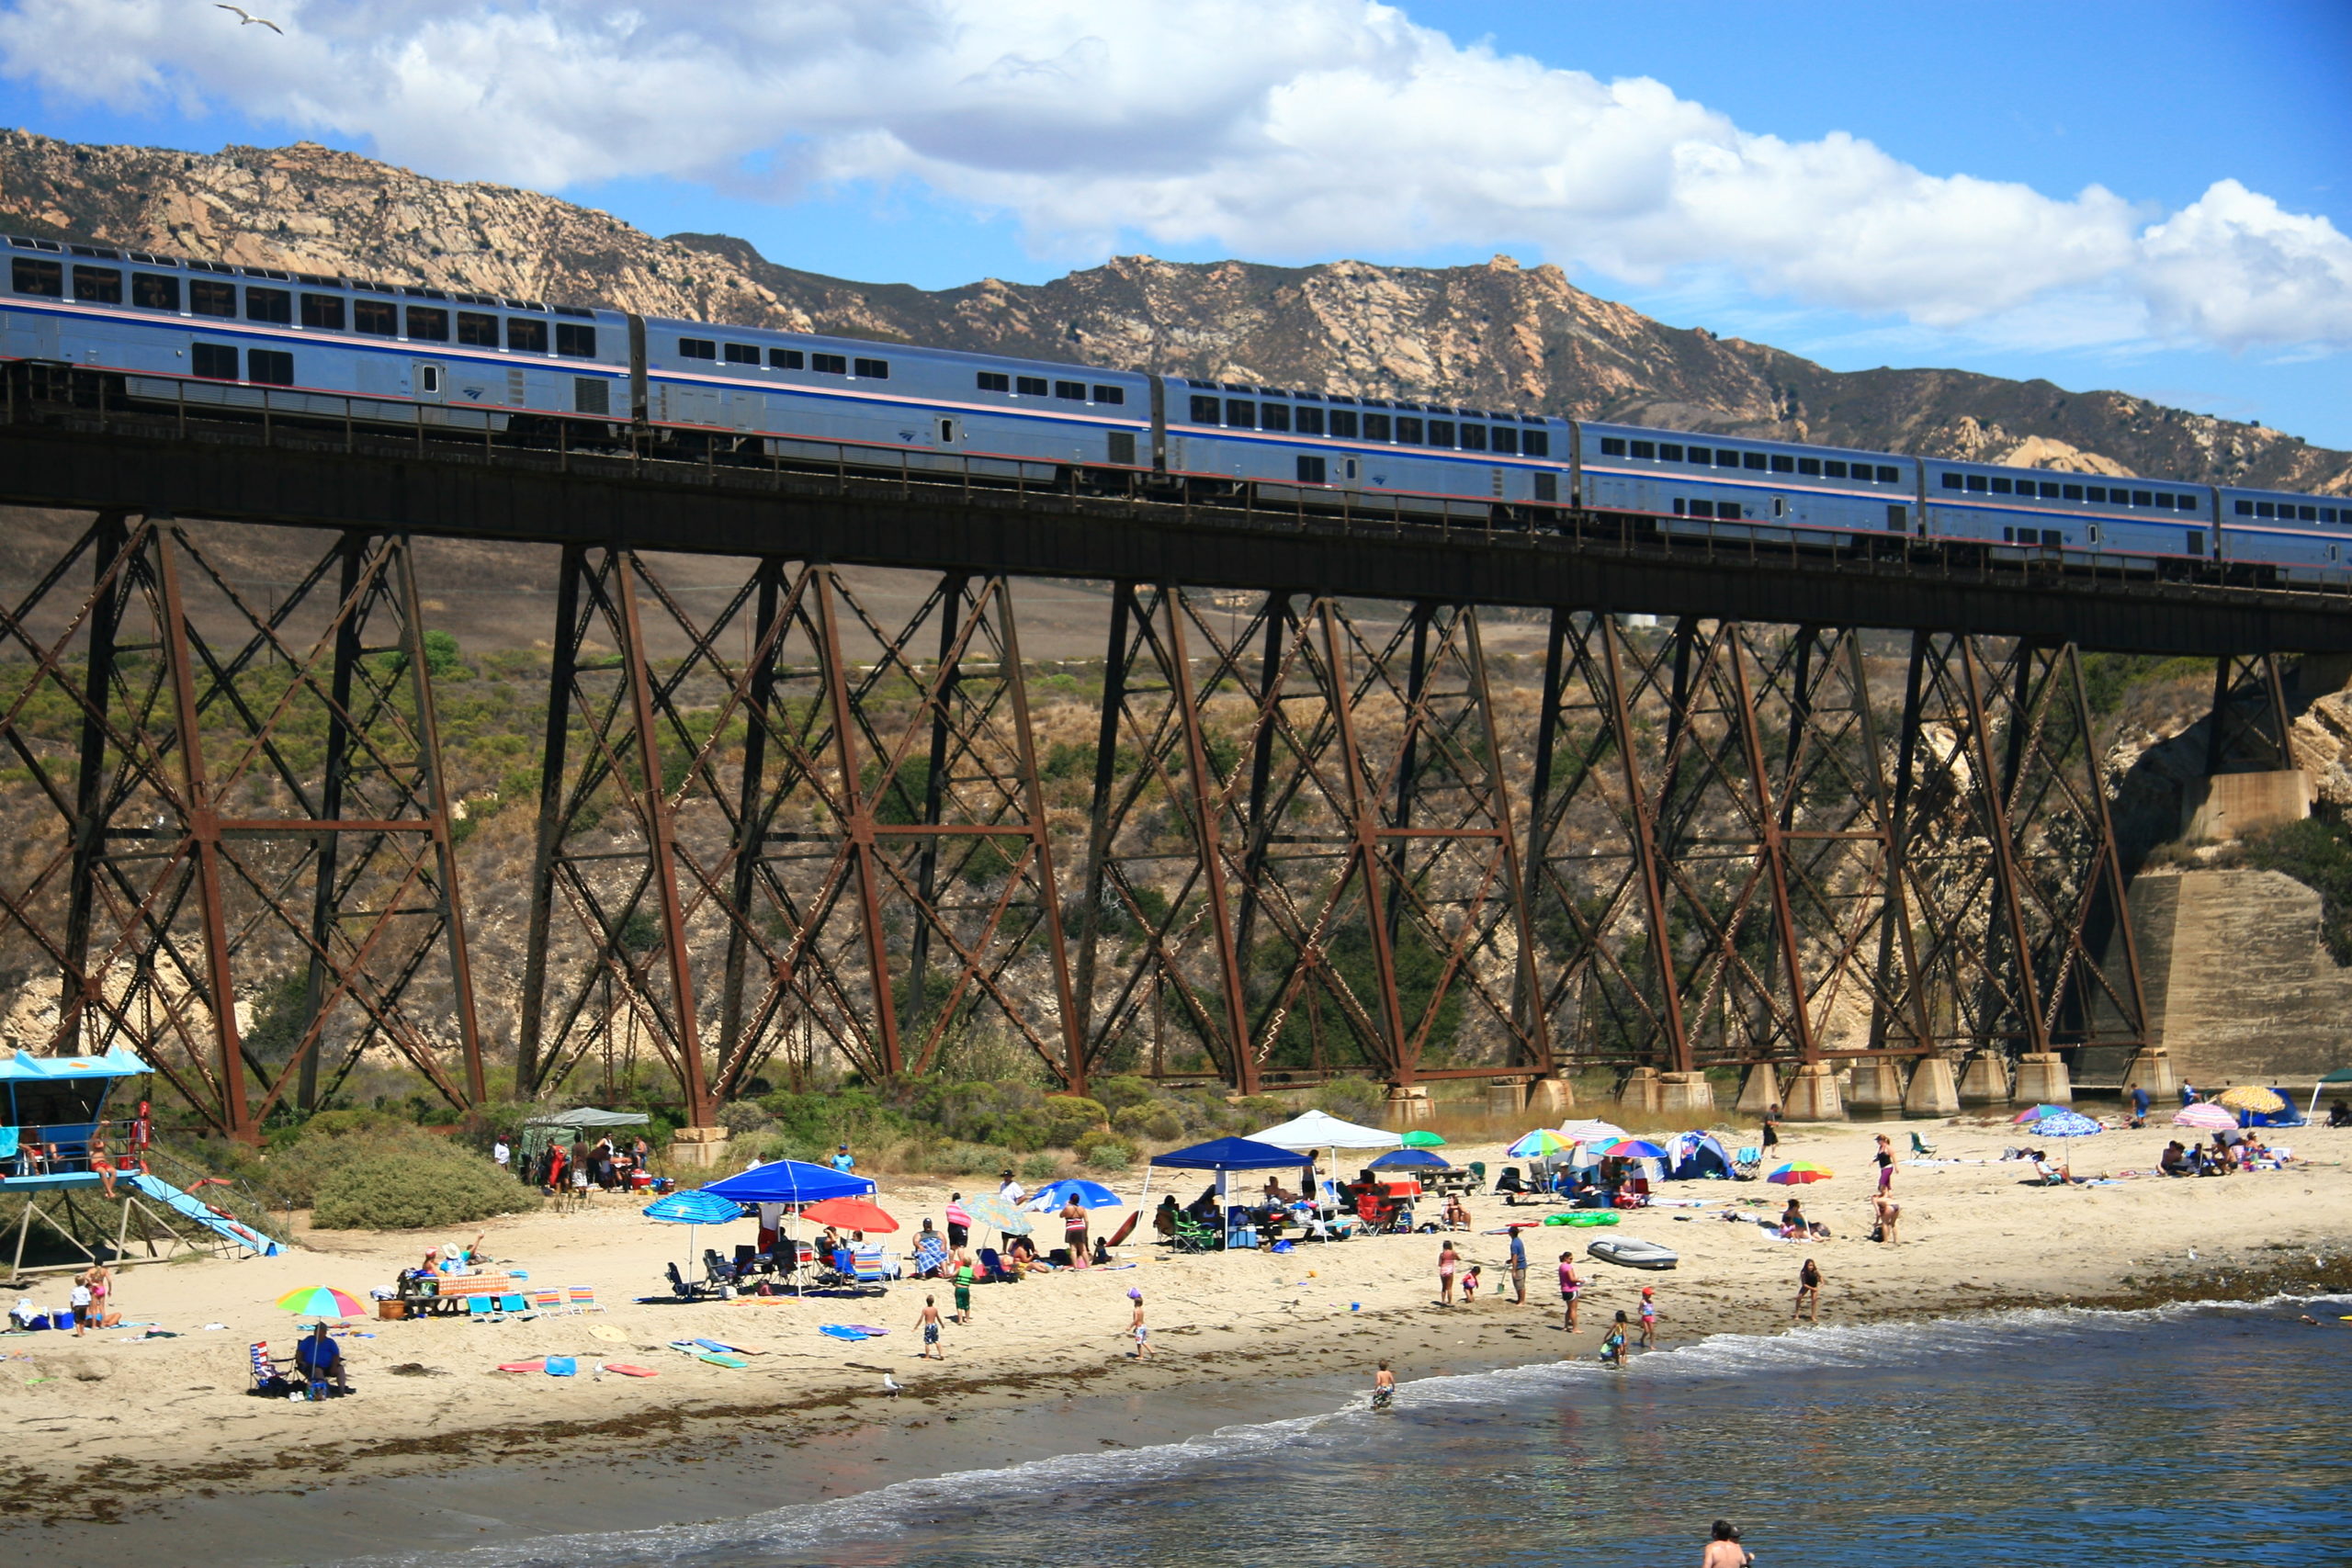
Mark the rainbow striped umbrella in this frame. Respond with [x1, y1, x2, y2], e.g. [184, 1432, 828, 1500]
[1766, 1161, 1835, 1185]
[2010, 1103, 2071, 1123]
[1506, 1129, 1574, 1158]
[274, 1285, 367, 1320]
[1591, 1137, 1668, 1161]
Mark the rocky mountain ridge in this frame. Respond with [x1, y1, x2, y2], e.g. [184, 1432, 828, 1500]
[2, 130, 2345, 495]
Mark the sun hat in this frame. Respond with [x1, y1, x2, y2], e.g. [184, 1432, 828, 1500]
[1127, 1288, 1143, 1300]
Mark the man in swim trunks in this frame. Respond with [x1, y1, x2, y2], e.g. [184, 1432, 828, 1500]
[1702, 1519, 1754, 1568]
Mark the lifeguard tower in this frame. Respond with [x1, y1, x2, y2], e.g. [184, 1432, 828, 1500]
[1, 1048, 284, 1280]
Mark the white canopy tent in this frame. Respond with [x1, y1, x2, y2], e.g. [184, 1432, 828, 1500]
[1250, 1109, 1403, 1153]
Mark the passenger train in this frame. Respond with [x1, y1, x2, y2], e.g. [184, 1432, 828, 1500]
[5, 231, 2346, 584]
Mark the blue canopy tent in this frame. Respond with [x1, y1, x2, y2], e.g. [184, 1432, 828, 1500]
[1667, 1132, 1735, 1180]
[701, 1159, 876, 1205]
[1143, 1135, 1314, 1212]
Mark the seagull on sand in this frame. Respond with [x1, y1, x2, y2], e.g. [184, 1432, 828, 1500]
[214, 5, 284, 32]
[881, 1372, 902, 1398]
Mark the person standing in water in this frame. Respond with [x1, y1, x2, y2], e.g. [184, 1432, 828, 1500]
[1372, 1359, 1396, 1409]
[1793, 1257, 1823, 1323]
[1557, 1251, 1582, 1333]
[1702, 1519, 1754, 1568]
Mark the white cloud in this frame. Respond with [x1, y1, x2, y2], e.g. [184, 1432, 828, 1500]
[0, 0, 2345, 353]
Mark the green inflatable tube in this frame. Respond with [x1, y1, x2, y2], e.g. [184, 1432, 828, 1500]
[1542, 1212, 1620, 1227]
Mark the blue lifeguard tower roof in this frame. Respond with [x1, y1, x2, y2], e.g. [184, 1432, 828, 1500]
[2, 1048, 151, 1191]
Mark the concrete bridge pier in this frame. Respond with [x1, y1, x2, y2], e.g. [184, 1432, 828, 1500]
[1783, 1062, 1845, 1121]
[1957, 1053, 2013, 1107]
[1618, 1067, 1665, 1116]
[1658, 1071, 1716, 1122]
[1845, 1058, 1908, 1113]
[2121, 1046, 2177, 1101]
[1735, 1064, 1783, 1118]
[1526, 1077, 1576, 1121]
[1903, 1055, 1962, 1117]
[2012, 1053, 2073, 1106]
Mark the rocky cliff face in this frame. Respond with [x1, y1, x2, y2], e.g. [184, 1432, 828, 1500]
[3, 129, 2346, 494]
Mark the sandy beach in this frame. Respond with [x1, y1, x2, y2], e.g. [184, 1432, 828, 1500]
[4, 1112, 2346, 1563]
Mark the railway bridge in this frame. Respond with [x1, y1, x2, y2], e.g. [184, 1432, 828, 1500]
[0, 368, 2338, 1139]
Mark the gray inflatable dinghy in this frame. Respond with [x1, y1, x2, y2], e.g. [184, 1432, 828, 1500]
[1587, 1235, 1679, 1270]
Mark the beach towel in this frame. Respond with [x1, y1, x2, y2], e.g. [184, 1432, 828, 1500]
[820, 1325, 877, 1340]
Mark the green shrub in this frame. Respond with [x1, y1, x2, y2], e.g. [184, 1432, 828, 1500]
[1018, 1152, 1060, 1182]
[1076, 1132, 1134, 1170]
[716, 1100, 776, 1135]
[1042, 1094, 1109, 1146]
[927, 1141, 1021, 1177]
[1091, 1075, 1157, 1113]
[311, 1142, 540, 1230]
[1314, 1077, 1387, 1126]
[1113, 1102, 1184, 1142]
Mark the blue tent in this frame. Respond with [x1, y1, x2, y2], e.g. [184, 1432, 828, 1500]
[2247, 1089, 2306, 1128]
[700, 1159, 875, 1205]
[1667, 1132, 1735, 1180]
[1370, 1146, 1450, 1169]
[1148, 1136, 1310, 1172]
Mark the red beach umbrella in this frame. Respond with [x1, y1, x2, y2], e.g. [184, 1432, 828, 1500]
[799, 1196, 899, 1234]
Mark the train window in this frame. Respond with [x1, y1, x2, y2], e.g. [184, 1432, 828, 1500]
[1657, 443, 1682, 461]
[460, 314, 503, 347]
[1363, 398, 1390, 408]
[72, 265, 121, 303]
[1460, 423, 1487, 451]
[1689, 447, 1713, 466]
[2131, 490, 2152, 507]
[810, 353, 847, 374]
[557, 322, 597, 358]
[2256, 502, 2276, 518]
[2233, 500, 2253, 516]
[1426, 420, 1453, 447]
[1770, 454, 1794, 473]
[1522, 431, 1548, 457]
[1329, 410, 1359, 438]
[1295, 406, 1325, 435]
[574, 378, 609, 416]
[1297, 455, 1328, 484]
[1741, 452, 1767, 471]
[507, 318, 548, 353]
[1690, 500, 1715, 518]
[1225, 400, 1255, 427]
[2086, 525, 2099, 544]
[2151, 492, 2174, 508]
[187, 279, 232, 317]
[1226, 383, 1253, 393]
[723, 343, 760, 365]
[1773, 497, 1787, 516]
[418, 367, 441, 394]
[2040, 482, 2061, 499]
[1261, 402, 1291, 432]
[131, 273, 179, 310]
[247, 348, 294, 386]
[1363, 413, 1392, 442]
[1965, 475, 1989, 492]
[1054, 379, 1085, 400]
[1396, 417, 1424, 444]
[1329, 393, 1356, 404]
[1672, 499, 1687, 514]
[1189, 395, 1219, 423]
[2086, 486, 2107, 502]
[1629, 440, 1655, 459]
[402, 305, 447, 341]
[1797, 457, 1821, 477]
[1875, 467, 1898, 483]
[2063, 484, 2085, 501]
[191, 343, 237, 380]
[1490, 426, 1516, 455]
[2301, 505, 2320, 522]
[1015, 375, 1047, 396]
[1940, 473, 1963, 490]
[2325, 509, 2341, 525]
[677, 336, 717, 359]
[1599, 437, 1628, 457]
[975, 370, 1009, 391]
[1093, 385, 1125, 404]
[1533, 473, 1557, 502]
[1295, 390, 1323, 401]
[1824, 460, 1848, 478]
[939, 418, 956, 442]
[300, 293, 343, 330]
[854, 357, 888, 378]
[244, 287, 290, 323]
[1990, 477, 2013, 493]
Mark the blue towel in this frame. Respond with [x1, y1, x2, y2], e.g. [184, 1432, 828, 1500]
[0, 1127, 17, 1160]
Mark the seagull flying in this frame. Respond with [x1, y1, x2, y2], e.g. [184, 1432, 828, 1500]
[215, 5, 284, 32]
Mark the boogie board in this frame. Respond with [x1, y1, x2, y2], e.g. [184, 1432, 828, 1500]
[1587, 1236, 1679, 1269]
[495, 1359, 546, 1373]
[601, 1363, 660, 1378]
[1107, 1211, 1139, 1247]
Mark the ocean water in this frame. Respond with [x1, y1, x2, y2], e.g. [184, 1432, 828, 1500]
[385, 1299, 2352, 1568]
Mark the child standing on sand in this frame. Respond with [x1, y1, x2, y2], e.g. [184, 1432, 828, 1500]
[1436, 1239, 1460, 1305]
[951, 1249, 975, 1325]
[1638, 1285, 1658, 1348]
[1127, 1287, 1154, 1359]
[914, 1295, 944, 1359]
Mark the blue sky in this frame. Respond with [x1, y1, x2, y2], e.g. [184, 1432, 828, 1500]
[1, 0, 2346, 447]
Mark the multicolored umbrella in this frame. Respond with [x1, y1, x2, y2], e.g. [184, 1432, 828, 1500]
[1023, 1179, 1124, 1213]
[1591, 1137, 1668, 1161]
[2216, 1086, 2286, 1114]
[1559, 1119, 1629, 1143]
[2025, 1110, 2102, 1138]
[2174, 1102, 2236, 1131]
[964, 1193, 1034, 1236]
[2011, 1103, 2071, 1123]
[801, 1196, 900, 1234]
[1766, 1161, 1834, 1185]
[1399, 1130, 1447, 1148]
[1507, 1129, 1574, 1158]
[273, 1285, 366, 1320]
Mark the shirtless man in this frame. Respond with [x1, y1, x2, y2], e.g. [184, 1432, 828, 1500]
[1702, 1519, 1754, 1568]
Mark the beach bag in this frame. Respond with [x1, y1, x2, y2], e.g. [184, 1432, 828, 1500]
[544, 1356, 577, 1377]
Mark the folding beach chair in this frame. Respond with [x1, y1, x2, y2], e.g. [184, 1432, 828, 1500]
[566, 1285, 607, 1313]
[1734, 1147, 1762, 1178]
[530, 1288, 567, 1314]
[467, 1295, 497, 1321]
[1908, 1131, 1939, 1158]
[248, 1341, 294, 1396]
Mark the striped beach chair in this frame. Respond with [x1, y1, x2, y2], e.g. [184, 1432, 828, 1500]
[529, 1287, 567, 1315]
[565, 1285, 606, 1314]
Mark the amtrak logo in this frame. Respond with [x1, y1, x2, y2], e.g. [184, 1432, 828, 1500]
[462, 388, 482, 400]
[899, 429, 919, 443]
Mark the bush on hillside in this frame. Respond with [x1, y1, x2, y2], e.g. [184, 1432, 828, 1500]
[1091, 1075, 1157, 1113]
[1077, 1133, 1134, 1170]
[1313, 1077, 1387, 1126]
[1113, 1101, 1184, 1142]
[311, 1141, 541, 1231]
[1042, 1094, 1109, 1145]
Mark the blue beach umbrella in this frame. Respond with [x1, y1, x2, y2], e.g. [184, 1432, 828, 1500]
[642, 1188, 747, 1271]
[1370, 1147, 1451, 1169]
[1024, 1179, 1125, 1213]
[2027, 1110, 2102, 1138]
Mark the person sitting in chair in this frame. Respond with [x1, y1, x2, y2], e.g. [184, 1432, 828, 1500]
[1442, 1192, 1472, 1231]
[2329, 1099, 2351, 1129]
[1154, 1194, 1182, 1238]
[294, 1323, 349, 1397]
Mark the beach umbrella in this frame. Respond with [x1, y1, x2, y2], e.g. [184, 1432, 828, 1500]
[1507, 1129, 1574, 1159]
[964, 1193, 1034, 1237]
[1591, 1137, 1668, 1161]
[2025, 1110, 2102, 1138]
[1399, 1130, 1447, 1148]
[801, 1196, 899, 1234]
[1766, 1161, 1834, 1185]
[1558, 1119, 1629, 1143]
[1370, 1147, 1451, 1169]
[642, 1187, 749, 1269]
[274, 1285, 366, 1320]
[2174, 1102, 2236, 1131]
[2216, 1086, 2286, 1115]
[1023, 1179, 1123, 1213]
[2010, 1103, 2071, 1123]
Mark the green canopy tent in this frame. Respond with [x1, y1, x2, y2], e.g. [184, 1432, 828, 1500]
[2311, 1067, 2352, 1120]
[517, 1108, 651, 1173]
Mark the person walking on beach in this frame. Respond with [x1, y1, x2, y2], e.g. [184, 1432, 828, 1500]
[1760, 1104, 1781, 1154]
[1436, 1238, 1461, 1306]
[944, 1193, 971, 1250]
[1702, 1519, 1755, 1568]
[2131, 1083, 2151, 1129]
[1873, 1133, 1894, 1195]
[1371, 1359, 1396, 1410]
[1061, 1191, 1090, 1269]
[1793, 1257, 1822, 1324]
[950, 1248, 975, 1325]
[1638, 1285, 1658, 1348]
[914, 1295, 944, 1359]
[1507, 1225, 1529, 1304]
[1558, 1251, 1582, 1333]
[1127, 1288, 1154, 1359]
